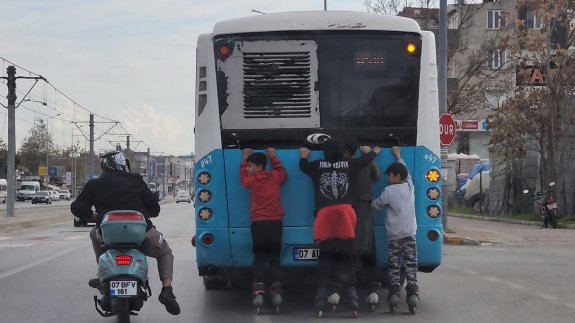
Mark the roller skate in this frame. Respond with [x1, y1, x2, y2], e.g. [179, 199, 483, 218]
[252, 282, 265, 315]
[405, 284, 419, 315]
[327, 283, 341, 313]
[314, 285, 329, 318]
[270, 282, 283, 314]
[343, 287, 360, 318]
[365, 282, 382, 312]
[387, 283, 401, 314]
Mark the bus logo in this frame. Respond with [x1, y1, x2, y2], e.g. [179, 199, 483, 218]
[306, 133, 331, 145]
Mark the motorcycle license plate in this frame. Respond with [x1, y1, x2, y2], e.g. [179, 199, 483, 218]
[110, 280, 138, 296]
[293, 248, 319, 260]
[547, 203, 558, 210]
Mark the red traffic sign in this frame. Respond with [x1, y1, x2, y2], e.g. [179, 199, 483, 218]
[439, 113, 456, 146]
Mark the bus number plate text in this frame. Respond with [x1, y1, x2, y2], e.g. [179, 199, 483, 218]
[294, 248, 319, 260]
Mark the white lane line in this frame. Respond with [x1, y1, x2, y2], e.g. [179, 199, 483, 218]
[506, 282, 529, 291]
[443, 264, 460, 270]
[65, 235, 85, 240]
[537, 293, 562, 302]
[0, 237, 13, 241]
[0, 243, 36, 248]
[484, 276, 502, 283]
[463, 270, 480, 275]
[0, 245, 84, 280]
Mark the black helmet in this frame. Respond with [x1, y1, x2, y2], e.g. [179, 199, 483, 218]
[100, 151, 131, 173]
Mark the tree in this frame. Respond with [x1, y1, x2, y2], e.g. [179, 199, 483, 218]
[489, 0, 575, 214]
[18, 118, 58, 176]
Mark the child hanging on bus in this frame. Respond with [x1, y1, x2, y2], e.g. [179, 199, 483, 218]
[371, 146, 419, 313]
[343, 139, 382, 310]
[240, 147, 287, 312]
[299, 138, 381, 317]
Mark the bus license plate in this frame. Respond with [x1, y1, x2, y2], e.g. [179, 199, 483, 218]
[110, 280, 138, 296]
[547, 203, 558, 210]
[294, 248, 319, 260]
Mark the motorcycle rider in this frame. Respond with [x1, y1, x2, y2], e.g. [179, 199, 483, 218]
[71, 151, 180, 315]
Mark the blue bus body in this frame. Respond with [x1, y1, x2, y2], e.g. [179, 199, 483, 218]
[194, 11, 443, 285]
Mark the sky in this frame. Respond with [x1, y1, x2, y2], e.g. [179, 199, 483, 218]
[0, 0, 455, 156]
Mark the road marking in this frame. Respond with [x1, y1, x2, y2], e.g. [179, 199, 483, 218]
[463, 270, 480, 275]
[0, 245, 84, 280]
[65, 235, 85, 240]
[0, 243, 36, 248]
[0, 237, 13, 241]
[254, 314, 274, 323]
[484, 276, 502, 283]
[506, 282, 529, 291]
[537, 292, 562, 302]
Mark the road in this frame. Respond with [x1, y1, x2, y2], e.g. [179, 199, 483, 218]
[0, 203, 574, 322]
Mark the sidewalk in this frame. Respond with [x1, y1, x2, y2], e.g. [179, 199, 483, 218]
[0, 197, 175, 233]
[444, 212, 575, 246]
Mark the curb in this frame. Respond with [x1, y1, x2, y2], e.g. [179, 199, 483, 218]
[444, 234, 481, 246]
[449, 213, 575, 229]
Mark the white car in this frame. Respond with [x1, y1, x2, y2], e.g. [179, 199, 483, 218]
[58, 190, 71, 201]
[50, 190, 60, 201]
[176, 191, 192, 203]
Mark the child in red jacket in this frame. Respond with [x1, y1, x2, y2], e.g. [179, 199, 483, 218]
[240, 147, 287, 311]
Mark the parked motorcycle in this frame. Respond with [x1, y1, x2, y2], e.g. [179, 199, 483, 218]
[92, 210, 152, 323]
[524, 182, 559, 229]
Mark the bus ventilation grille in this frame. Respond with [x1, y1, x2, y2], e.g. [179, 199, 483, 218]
[243, 51, 312, 119]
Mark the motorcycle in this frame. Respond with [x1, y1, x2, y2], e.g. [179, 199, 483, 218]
[92, 210, 152, 323]
[524, 182, 559, 229]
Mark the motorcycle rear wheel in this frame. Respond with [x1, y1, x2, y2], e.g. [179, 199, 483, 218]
[112, 298, 131, 323]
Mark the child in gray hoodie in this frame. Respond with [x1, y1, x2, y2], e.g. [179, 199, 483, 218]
[371, 146, 419, 313]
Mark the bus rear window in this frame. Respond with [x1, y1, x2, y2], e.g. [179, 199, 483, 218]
[318, 34, 421, 129]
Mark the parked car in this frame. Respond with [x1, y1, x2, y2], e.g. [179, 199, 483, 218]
[50, 190, 60, 201]
[32, 191, 52, 204]
[176, 191, 192, 203]
[58, 190, 71, 201]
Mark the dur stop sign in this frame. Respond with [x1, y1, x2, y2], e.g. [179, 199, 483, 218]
[439, 113, 456, 146]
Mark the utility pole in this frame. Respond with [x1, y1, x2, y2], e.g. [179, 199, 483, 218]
[147, 148, 151, 183]
[163, 155, 167, 200]
[324, 0, 327, 11]
[89, 114, 94, 180]
[1, 66, 46, 217]
[439, 0, 449, 228]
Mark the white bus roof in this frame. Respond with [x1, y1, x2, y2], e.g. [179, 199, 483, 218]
[213, 11, 422, 36]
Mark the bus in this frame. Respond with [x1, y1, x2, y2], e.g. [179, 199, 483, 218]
[193, 11, 443, 289]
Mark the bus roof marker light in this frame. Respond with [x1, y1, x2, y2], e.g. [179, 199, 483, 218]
[218, 45, 231, 59]
[406, 43, 417, 55]
[426, 169, 440, 182]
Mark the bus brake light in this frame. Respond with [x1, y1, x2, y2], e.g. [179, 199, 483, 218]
[218, 45, 231, 58]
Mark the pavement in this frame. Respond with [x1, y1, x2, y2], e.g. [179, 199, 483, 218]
[444, 213, 575, 246]
[0, 197, 175, 233]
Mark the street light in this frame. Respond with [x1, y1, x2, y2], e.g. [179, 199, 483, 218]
[45, 113, 61, 184]
[23, 98, 47, 106]
[251, 9, 266, 14]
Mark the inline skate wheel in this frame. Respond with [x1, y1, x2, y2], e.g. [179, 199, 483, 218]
[409, 304, 417, 315]
[389, 304, 397, 314]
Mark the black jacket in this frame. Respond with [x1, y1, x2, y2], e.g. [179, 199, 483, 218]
[71, 170, 159, 229]
[299, 151, 376, 211]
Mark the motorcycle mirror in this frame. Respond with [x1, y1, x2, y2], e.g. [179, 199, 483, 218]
[549, 182, 555, 187]
[523, 189, 529, 194]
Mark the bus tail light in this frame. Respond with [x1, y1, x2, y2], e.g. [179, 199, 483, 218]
[198, 190, 212, 203]
[426, 169, 440, 182]
[406, 42, 417, 55]
[427, 187, 440, 200]
[427, 230, 440, 242]
[217, 44, 232, 59]
[198, 208, 213, 221]
[198, 172, 211, 185]
[202, 233, 214, 246]
[427, 205, 441, 218]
